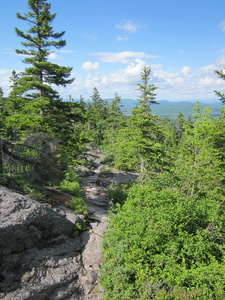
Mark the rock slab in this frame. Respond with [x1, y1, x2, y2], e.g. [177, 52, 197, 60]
[0, 185, 85, 299]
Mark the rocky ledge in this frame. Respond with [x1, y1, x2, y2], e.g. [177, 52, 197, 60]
[0, 185, 86, 299]
[0, 148, 138, 300]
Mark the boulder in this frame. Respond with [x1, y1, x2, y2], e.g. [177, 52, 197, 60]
[0, 185, 74, 255]
[0, 185, 85, 299]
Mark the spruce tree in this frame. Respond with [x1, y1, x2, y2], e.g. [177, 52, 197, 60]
[215, 69, 225, 104]
[6, 0, 74, 138]
[13, 0, 74, 100]
[86, 88, 109, 146]
[136, 65, 158, 112]
[109, 67, 163, 172]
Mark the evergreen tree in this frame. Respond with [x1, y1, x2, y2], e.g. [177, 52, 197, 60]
[100, 104, 225, 300]
[5, 0, 74, 138]
[0, 88, 6, 137]
[107, 93, 124, 128]
[215, 68, 225, 104]
[136, 65, 158, 111]
[14, 0, 74, 100]
[103, 92, 125, 147]
[108, 67, 163, 172]
[86, 87, 109, 146]
[175, 112, 185, 143]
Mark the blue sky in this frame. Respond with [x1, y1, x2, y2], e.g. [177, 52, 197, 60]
[1, 0, 225, 102]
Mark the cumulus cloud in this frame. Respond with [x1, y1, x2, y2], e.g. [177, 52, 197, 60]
[182, 66, 192, 76]
[92, 51, 160, 64]
[48, 53, 61, 60]
[152, 60, 225, 100]
[67, 55, 225, 101]
[116, 20, 142, 33]
[82, 61, 99, 71]
[0, 69, 14, 95]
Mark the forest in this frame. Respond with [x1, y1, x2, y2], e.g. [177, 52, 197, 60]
[1, 0, 225, 299]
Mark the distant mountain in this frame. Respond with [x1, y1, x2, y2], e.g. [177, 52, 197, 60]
[119, 99, 222, 120]
[72, 97, 222, 120]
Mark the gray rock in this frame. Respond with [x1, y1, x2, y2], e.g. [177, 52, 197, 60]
[76, 166, 95, 177]
[0, 186, 74, 255]
[0, 185, 85, 299]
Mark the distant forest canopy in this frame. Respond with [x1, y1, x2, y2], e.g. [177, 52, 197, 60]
[67, 97, 223, 119]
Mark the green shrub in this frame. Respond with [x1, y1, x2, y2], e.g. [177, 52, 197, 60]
[100, 173, 225, 299]
[65, 196, 87, 215]
[107, 181, 133, 206]
[59, 167, 87, 215]
[58, 167, 80, 195]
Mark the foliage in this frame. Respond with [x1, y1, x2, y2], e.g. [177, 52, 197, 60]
[59, 167, 87, 215]
[100, 104, 225, 299]
[65, 196, 87, 215]
[86, 87, 110, 147]
[4, 0, 75, 147]
[105, 67, 164, 173]
[100, 171, 225, 299]
[107, 181, 133, 206]
[136, 65, 158, 108]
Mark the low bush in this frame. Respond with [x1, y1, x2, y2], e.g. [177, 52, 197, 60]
[100, 173, 225, 299]
[59, 167, 87, 215]
[107, 181, 133, 206]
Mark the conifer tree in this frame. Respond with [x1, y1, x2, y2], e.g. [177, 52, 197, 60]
[136, 65, 158, 111]
[103, 93, 125, 150]
[108, 67, 163, 172]
[107, 93, 124, 130]
[6, 0, 74, 138]
[215, 69, 225, 104]
[13, 0, 74, 100]
[175, 112, 185, 143]
[86, 87, 109, 146]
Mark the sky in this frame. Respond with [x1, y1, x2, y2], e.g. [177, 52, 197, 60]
[1, 0, 225, 102]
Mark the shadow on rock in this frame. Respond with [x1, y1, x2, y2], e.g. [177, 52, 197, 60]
[0, 185, 88, 300]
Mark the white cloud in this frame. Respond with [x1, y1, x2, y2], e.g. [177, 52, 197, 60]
[82, 61, 99, 71]
[116, 20, 143, 33]
[92, 51, 160, 64]
[182, 66, 191, 76]
[67, 55, 225, 101]
[0, 69, 11, 75]
[219, 20, 225, 31]
[48, 53, 61, 60]
[56, 49, 76, 53]
[214, 54, 225, 67]
[152, 61, 225, 100]
[0, 69, 14, 94]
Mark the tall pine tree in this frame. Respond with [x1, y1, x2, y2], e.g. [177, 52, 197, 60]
[5, 0, 74, 138]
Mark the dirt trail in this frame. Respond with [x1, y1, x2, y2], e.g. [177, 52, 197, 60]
[79, 148, 138, 299]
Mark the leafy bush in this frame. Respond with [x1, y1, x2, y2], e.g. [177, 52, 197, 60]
[59, 167, 87, 215]
[100, 173, 225, 299]
[65, 196, 87, 215]
[58, 167, 80, 195]
[107, 181, 133, 206]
